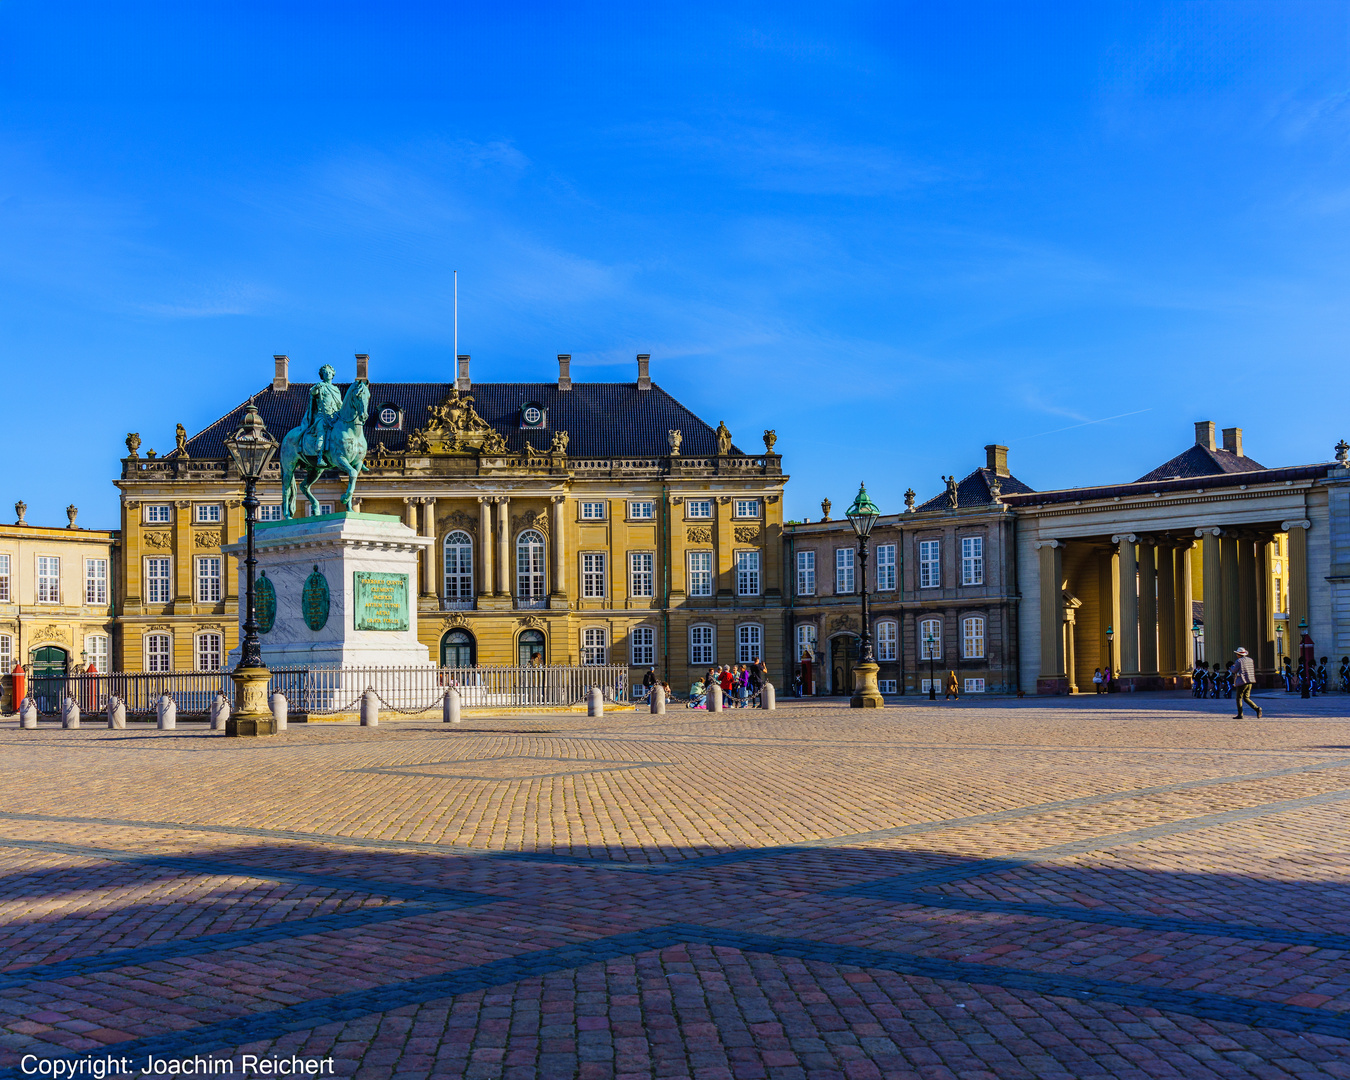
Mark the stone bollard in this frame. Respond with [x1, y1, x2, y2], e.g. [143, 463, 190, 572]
[708, 684, 722, 713]
[360, 689, 379, 727]
[444, 686, 461, 724]
[271, 692, 288, 732]
[156, 694, 177, 730]
[650, 685, 666, 715]
[19, 697, 38, 729]
[106, 697, 126, 729]
[62, 697, 80, 729]
[586, 686, 604, 717]
[760, 682, 776, 710]
[209, 694, 231, 731]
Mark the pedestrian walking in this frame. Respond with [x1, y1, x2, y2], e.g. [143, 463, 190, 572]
[641, 666, 657, 701]
[944, 671, 959, 701]
[1232, 647, 1262, 719]
[1092, 668, 1103, 694]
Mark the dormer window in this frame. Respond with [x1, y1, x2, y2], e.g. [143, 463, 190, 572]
[377, 404, 401, 429]
[520, 402, 547, 430]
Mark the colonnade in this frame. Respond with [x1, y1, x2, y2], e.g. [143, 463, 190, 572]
[1110, 533, 1197, 682]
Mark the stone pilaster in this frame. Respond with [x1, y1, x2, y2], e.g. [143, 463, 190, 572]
[550, 495, 568, 608]
[1177, 542, 1195, 674]
[1036, 540, 1066, 693]
[1284, 519, 1311, 646]
[1157, 544, 1176, 677]
[1138, 541, 1158, 677]
[1114, 533, 1139, 677]
[477, 496, 494, 600]
[1199, 528, 1224, 666]
[1221, 535, 1240, 667]
[496, 496, 511, 598]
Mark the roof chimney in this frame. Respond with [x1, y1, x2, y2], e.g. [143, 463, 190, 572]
[1194, 420, 1216, 451]
[456, 354, 470, 392]
[1221, 426, 1244, 457]
[557, 353, 571, 391]
[355, 353, 369, 381]
[273, 354, 289, 392]
[984, 444, 1009, 478]
[636, 353, 651, 391]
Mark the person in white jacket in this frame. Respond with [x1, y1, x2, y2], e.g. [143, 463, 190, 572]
[1232, 647, 1262, 719]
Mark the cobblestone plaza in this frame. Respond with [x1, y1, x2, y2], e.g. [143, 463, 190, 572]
[1, 695, 1348, 1079]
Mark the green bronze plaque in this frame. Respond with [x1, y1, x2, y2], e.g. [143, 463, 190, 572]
[256, 572, 276, 634]
[353, 571, 409, 632]
[301, 565, 330, 631]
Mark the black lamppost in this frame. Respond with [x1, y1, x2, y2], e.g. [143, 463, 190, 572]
[1105, 624, 1114, 687]
[224, 401, 279, 736]
[845, 482, 883, 708]
[1298, 616, 1312, 699]
[924, 627, 937, 701]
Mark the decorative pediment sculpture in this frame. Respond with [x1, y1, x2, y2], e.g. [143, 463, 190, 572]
[408, 389, 506, 455]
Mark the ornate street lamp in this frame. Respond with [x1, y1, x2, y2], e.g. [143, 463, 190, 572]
[845, 482, 884, 709]
[1298, 616, 1312, 699]
[923, 627, 938, 701]
[224, 401, 279, 736]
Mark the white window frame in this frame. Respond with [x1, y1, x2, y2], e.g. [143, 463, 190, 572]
[964, 678, 986, 693]
[194, 504, 222, 524]
[735, 550, 760, 597]
[145, 633, 172, 673]
[734, 499, 760, 519]
[36, 556, 60, 604]
[516, 530, 546, 600]
[443, 531, 474, 604]
[85, 558, 108, 606]
[920, 617, 942, 660]
[736, 623, 763, 664]
[580, 501, 607, 521]
[876, 620, 897, 662]
[144, 504, 172, 524]
[629, 552, 655, 598]
[686, 500, 713, 519]
[835, 548, 854, 594]
[0, 553, 10, 602]
[0, 633, 12, 672]
[687, 551, 713, 597]
[377, 405, 401, 428]
[961, 536, 984, 586]
[878, 679, 897, 694]
[84, 633, 110, 673]
[796, 550, 816, 596]
[581, 627, 607, 666]
[195, 632, 223, 672]
[582, 552, 607, 599]
[630, 626, 655, 666]
[795, 623, 818, 661]
[628, 501, 655, 521]
[316, 503, 334, 516]
[145, 558, 173, 605]
[257, 504, 284, 522]
[962, 616, 985, 660]
[876, 544, 896, 592]
[690, 624, 715, 666]
[196, 557, 222, 603]
[919, 540, 941, 589]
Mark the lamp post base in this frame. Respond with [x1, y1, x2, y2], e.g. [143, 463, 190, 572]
[849, 661, 885, 709]
[228, 666, 275, 737]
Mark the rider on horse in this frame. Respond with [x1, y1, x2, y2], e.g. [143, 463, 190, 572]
[299, 364, 343, 460]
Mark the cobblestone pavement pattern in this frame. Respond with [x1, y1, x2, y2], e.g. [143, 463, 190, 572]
[1, 692, 1349, 1079]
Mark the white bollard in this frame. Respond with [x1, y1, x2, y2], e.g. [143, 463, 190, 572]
[708, 684, 722, 713]
[106, 697, 126, 729]
[586, 686, 604, 717]
[760, 682, 776, 710]
[210, 694, 231, 731]
[19, 698, 38, 729]
[360, 689, 379, 727]
[271, 691, 288, 732]
[61, 697, 80, 729]
[650, 685, 666, 714]
[444, 686, 461, 724]
[156, 694, 177, 730]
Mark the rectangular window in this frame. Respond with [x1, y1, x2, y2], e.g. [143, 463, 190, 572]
[582, 627, 607, 665]
[796, 550, 816, 596]
[878, 679, 897, 694]
[734, 499, 760, 519]
[688, 551, 713, 597]
[196, 634, 222, 672]
[195, 504, 222, 524]
[580, 501, 606, 520]
[582, 553, 606, 598]
[964, 678, 986, 693]
[961, 536, 984, 586]
[0, 553, 9, 601]
[835, 548, 854, 594]
[631, 626, 655, 666]
[85, 558, 108, 605]
[876, 621, 897, 662]
[628, 501, 655, 520]
[144, 505, 172, 523]
[736, 551, 760, 596]
[686, 500, 712, 519]
[921, 679, 937, 694]
[196, 557, 222, 603]
[1275, 577, 1282, 613]
[629, 552, 655, 597]
[876, 544, 896, 592]
[444, 536, 474, 603]
[737, 624, 762, 664]
[257, 504, 284, 522]
[920, 618, 942, 660]
[146, 558, 173, 604]
[919, 540, 941, 589]
[85, 634, 110, 672]
[690, 625, 714, 666]
[962, 616, 985, 660]
[36, 556, 60, 603]
[796, 623, 818, 661]
[146, 634, 171, 673]
[317, 503, 333, 515]
[0, 633, 13, 671]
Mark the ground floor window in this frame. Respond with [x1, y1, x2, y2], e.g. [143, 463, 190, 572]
[518, 628, 545, 666]
[84, 634, 110, 672]
[876, 620, 897, 662]
[795, 623, 818, 662]
[963, 678, 986, 693]
[737, 623, 762, 663]
[878, 679, 897, 693]
[630, 626, 655, 666]
[962, 616, 985, 660]
[582, 628, 607, 666]
[690, 625, 714, 666]
[195, 633, 223, 671]
[146, 634, 172, 672]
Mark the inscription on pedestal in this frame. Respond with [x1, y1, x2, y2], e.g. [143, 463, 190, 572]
[354, 572, 409, 632]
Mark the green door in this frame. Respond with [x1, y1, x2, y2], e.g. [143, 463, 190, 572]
[517, 629, 545, 667]
[31, 646, 68, 713]
[440, 629, 475, 669]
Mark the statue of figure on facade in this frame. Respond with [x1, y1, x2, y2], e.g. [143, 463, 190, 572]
[175, 423, 188, 456]
[944, 475, 959, 508]
[481, 428, 507, 454]
[716, 421, 732, 456]
[279, 364, 370, 517]
[298, 365, 344, 460]
[125, 432, 141, 458]
[550, 429, 569, 455]
[763, 429, 776, 453]
[668, 429, 682, 456]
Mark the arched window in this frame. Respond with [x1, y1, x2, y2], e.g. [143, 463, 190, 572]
[582, 627, 607, 666]
[631, 626, 655, 666]
[962, 616, 985, 660]
[443, 531, 473, 607]
[919, 618, 941, 660]
[736, 623, 763, 664]
[876, 620, 898, 662]
[690, 624, 715, 666]
[516, 530, 546, 606]
[441, 628, 476, 668]
[795, 623, 817, 662]
[518, 628, 545, 666]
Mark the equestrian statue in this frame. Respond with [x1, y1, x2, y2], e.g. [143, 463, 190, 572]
[279, 364, 370, 518]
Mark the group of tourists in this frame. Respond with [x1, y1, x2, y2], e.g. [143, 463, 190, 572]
[687, 658, 768, 710]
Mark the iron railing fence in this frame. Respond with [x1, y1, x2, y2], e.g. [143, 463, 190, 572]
[47, 664, 631, 717]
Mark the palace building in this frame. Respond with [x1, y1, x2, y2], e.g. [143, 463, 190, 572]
[113, 352, 787, 691]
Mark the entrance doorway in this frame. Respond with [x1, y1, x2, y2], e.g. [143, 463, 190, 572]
[31, 645, 68, 713]
[439, 629, 476, 668]
[518, 629, 545, 666]
[830, 634, 859, 695]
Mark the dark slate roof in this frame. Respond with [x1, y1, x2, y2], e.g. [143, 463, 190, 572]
[999, 462, 1332, 508]
[1135, 444, 1266, 483]
[178, 382, 739, 459]
[915, 467, 1036, 512]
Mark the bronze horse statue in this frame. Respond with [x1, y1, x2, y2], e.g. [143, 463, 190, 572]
[279, 378, 370, 518]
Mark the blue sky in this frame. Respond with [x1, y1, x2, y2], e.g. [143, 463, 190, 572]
[3, 2, 1350, 526]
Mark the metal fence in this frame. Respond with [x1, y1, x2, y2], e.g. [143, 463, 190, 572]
[48, 664, 631, 717]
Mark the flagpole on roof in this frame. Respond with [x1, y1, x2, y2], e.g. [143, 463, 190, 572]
[453, 270, 458, 378]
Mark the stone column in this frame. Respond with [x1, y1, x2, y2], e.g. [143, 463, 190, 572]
[1237, 537, 1258, 660]
[1114, 534, 1139, 677]
[1221, 535, 1240, 667]
[421, 497, 438, 600]
[1157, 544, 1176, 677]
[550, 495, 568, 607]
[1063, 609, 1077, 693]
[1284, 519, 1311, 647]
[478, 496, 494, 600]
[497, 496, 511, 598]
[1258, 538, 1275, 674]
[1177, 542, 1195, 673]
[1138, 541, 1158, 677]
[1035, 540, 1065, 691]
[1199, 528, 1223, 666]
[1098, 548, 1118, 673]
